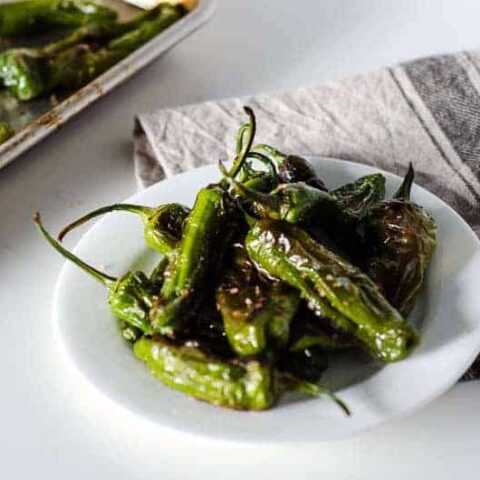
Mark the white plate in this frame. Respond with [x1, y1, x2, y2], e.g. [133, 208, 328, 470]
[53, 157, 480, 443]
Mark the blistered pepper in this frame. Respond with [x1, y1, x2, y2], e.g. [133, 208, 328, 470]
[58, 203, 190, 256]
[151, 186, 234, 336]
[245, 219, 419, 362]
[362, 165, 437, 315]
[134, 336, 275, 410]
[216, 245, 299, 356]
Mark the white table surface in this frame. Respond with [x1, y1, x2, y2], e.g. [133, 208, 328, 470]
[1, 0, 479, 477]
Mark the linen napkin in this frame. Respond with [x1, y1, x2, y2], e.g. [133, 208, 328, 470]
[133, 50, 480, 380]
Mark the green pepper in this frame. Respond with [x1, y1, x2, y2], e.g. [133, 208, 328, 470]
[222, 166, 354, 228]
[134, 336, 276, 410]
[34, 213, 158, 335]
[58, 203, 190, 256]
[216, 245, 300, 357]
[251, 143, 327, 191]
[0, 4, 185, 100]
[362, 164, 437, 315]
[151, 185, 234, 336]
[0, 0, 117, 37]
[245, 219, 419, 362]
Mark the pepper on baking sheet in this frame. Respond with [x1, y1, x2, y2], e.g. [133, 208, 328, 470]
[150, 185, 235, 336]
[34, 213, 158, 334]
[245, 219, 419, 362]
[0, 0, 118, 37]
[362, 164, 437, 315]
[58, 203, 190, 257]
[0, 4, 186, 100]
[216, 244, 300, 357]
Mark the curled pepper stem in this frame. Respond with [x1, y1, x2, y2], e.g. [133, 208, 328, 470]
[280, 372, 351, 416]
[218, 160, 280, 211]
[251, 143, 286, 165]
[221, 106, 257, 186]
[394, 163, 414, 200]
[33, 212, 117, 287]
[57, 203, 152, 242]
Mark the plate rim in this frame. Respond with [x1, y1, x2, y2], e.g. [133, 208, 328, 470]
[52, 157, 480, 443]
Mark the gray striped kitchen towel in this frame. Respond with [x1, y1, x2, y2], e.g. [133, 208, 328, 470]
[133, 50, 480, 380]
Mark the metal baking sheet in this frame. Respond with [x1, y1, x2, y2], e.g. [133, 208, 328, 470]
[0, 0, 217, 170]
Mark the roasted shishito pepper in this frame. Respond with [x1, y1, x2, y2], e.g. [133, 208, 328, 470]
[251, 144, 327, 191]
[245, 219, 419, 362]
[332, 173, 386, 218]
[362, 165, 437, 315]
[150, 185, 235, 336]
[216, 244, 300, 357]
[58, 203, 190, 256]
[134, 336, 349, 413]
[288, 304, 353, 352]
[134, 336, 276, 410]
[0, 4, 185, 100]
[34, 213, 158, 335]
[0, 0, 117, 37]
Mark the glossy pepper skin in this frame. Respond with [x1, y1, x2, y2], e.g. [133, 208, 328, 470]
[223, 171, 357, 232]
[0, 4, 185, 100]
[362, 165, 437, 315]
[216, 245, 300, 357]
[279, 346, 329, 383]
[34, 213, 158, 335]
[134, 336, 276, 410]
[252, 144, 327, 191]
[151, 185, 234, 335]
[58, 203, 190, 256]
[245, 219, 419, 362]
[332, 173, 386, 218]
[0, 0, 117, 37]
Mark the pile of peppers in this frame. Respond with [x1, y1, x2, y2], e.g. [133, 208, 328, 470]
[35, 107, 436, 413]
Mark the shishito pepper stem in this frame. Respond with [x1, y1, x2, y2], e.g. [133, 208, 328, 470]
[58, 204, 150, 242]
[279, 372, 350, 416]
[393, 162, 414, 200]
[33, 213, 117, 287]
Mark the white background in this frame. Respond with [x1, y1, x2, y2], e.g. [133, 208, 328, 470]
[0, 0, 479, 477]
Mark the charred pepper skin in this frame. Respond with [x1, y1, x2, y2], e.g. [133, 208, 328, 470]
[134, 336, 276, 410]
[362, 165, 437, 315]
[58, 203, 190, 257]
[332, 173, 386, 218]
[0, 0, 117, 37]
[245, 219, 419, 362]
[151, 186, 234, 335]
[216, 245, 300, 357]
